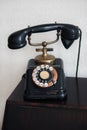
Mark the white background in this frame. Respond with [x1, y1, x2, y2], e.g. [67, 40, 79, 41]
[0, 0, 87, 129]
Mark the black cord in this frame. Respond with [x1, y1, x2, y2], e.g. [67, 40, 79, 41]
[76, 28, 82, 78]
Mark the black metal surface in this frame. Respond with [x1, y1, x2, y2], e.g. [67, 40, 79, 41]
[24, 58, 67, 100]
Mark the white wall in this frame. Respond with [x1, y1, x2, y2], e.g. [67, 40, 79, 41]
[0, 0, 87, 129]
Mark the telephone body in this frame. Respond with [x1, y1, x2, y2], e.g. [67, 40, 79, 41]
[8, 23, 81, 100]
[24, 58, 65, 100]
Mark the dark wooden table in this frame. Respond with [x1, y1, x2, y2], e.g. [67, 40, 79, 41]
[2, 75, 87, 130]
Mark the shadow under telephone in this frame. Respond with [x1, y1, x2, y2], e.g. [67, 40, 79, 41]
[8, 23, 82, 100]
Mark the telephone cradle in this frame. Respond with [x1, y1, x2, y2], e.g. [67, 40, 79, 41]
[24, 58, 67, 100]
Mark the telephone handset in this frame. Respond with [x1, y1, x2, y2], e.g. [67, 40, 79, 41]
[8, 23, 81, 100]
[8, 23, 80, 49]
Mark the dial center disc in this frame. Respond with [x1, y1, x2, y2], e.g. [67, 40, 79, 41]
[40, 71, 50, 79]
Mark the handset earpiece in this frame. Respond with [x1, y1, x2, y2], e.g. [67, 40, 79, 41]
[61, 25, 80, 49]
[8, 28, 31, 49]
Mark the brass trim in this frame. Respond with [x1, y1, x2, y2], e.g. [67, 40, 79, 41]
[35, 41, 55, 64]
[28, 31, 59, 46]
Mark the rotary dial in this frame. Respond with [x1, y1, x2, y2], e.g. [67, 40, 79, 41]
[32, 64, 58, 88]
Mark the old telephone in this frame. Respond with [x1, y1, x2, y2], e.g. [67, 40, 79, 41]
[8, 23, 81, 100]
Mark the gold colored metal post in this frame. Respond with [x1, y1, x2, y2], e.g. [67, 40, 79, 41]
[35, 42, 55, 64]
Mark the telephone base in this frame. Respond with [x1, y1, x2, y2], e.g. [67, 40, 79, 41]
[24, 58, 67, 100]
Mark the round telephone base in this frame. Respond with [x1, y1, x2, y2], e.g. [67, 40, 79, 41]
[35, 54, 55, 64]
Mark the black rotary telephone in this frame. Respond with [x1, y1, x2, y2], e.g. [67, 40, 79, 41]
[8, 23, 81, 100]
